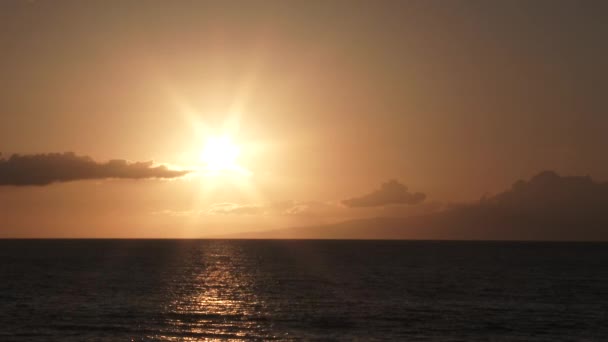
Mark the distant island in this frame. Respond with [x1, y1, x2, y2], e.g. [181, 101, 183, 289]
[229, 171, 608, 241]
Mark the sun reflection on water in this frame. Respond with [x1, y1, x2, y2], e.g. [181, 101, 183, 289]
[147, 242, 277, 340]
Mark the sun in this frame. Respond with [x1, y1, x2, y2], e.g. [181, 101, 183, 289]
[200, 135, 245, 174]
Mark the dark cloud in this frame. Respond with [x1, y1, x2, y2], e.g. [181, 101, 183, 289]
[422, 170, 608, 240]
[342, 179, 426, 207]
[0, 152, 189, 186]
[480, 170, 607, 213]
[269, 171, 608, 240]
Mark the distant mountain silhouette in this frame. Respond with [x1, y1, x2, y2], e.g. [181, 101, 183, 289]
[235, 171, 608, 241]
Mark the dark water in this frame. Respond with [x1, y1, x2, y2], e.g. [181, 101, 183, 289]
[1, 240, 607, 341]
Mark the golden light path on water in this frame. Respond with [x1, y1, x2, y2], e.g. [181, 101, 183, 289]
[149, 242, 279, 341]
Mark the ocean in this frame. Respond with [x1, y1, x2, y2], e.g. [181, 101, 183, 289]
[1, 240, 607, 341]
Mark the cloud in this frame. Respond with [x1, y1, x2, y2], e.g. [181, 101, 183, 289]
[475, 170, 608, 216]
[271, 171, 608, 240]
[151, 210, 204, 217]
[424, 170, 608, 240]
[207, 200, 343, 217]
[207, 203, 265, 215]
[342, 179, 426, 207]
[277, 200, 341, 217]
[379, 200, 446, 217]
[0, 152, 190, 186]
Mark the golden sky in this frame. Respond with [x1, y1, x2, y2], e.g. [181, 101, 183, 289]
[1, 1, 607, 238]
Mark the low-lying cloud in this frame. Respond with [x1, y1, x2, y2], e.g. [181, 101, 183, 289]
[207, 200, 342, 217]
[253, 171, 608, 240]
[0, 152, 189, 186]
[342, 179, 426, 207]
[207, 203, 265, 215]
[473, 170, 608, 218]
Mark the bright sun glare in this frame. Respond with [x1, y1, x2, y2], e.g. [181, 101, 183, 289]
[201, 136, 244, 174]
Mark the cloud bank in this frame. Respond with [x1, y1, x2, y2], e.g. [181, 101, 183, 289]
[256, 171, 608, 240]
[0, 152, 189, 186]
[342, 179, 426, 207]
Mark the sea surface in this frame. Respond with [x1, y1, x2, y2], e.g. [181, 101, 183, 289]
[0, 240, 607, 341]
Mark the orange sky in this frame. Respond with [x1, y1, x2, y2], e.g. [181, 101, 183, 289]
[1, 1, 607, 238]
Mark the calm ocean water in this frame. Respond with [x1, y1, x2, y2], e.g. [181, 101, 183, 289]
[0, 240, 607, 341]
